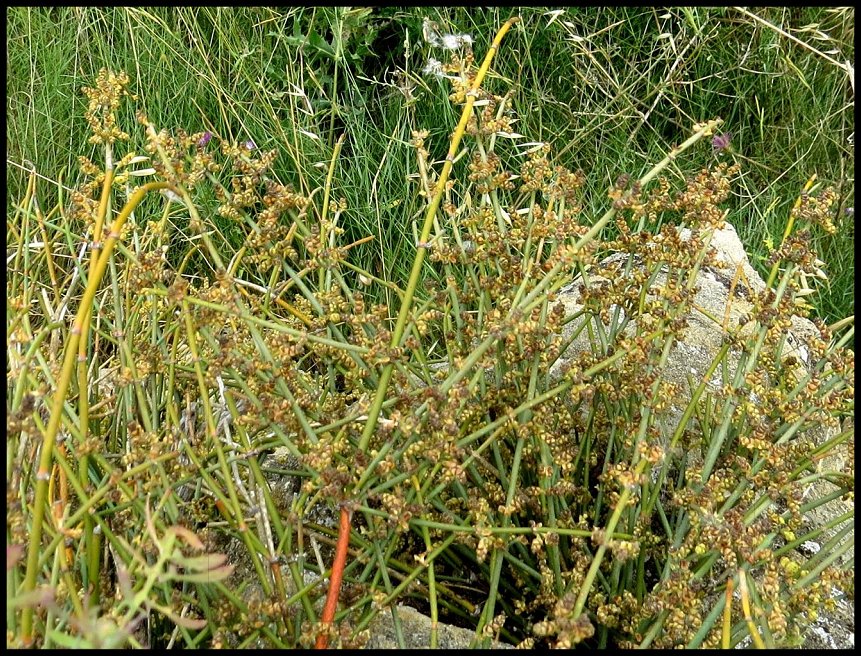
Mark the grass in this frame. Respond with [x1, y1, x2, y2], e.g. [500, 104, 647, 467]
[6, 6, 854, 649]
[6, 7, 854, 330]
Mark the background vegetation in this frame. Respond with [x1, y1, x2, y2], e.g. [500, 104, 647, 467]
[7, 6, 854, 330]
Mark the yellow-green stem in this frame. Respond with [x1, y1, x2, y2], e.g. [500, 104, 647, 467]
[180, 302, 273, 596]
[320, 133, 346, 291]
[77, 159, 115, 608]
[19, 181, 172, 645]
[412, 476, 438, 647]
[573, 118, 723, 254]
[357, 16, 521, 455]
[766, 174, 817, 289]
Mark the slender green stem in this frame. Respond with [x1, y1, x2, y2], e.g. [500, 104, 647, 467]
[572, 458, 649, 619]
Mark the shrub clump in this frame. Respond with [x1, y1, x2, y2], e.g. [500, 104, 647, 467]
[7, 50, 852, 650]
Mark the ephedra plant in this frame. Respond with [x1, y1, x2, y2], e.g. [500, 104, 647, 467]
[7, 17, 853, 649]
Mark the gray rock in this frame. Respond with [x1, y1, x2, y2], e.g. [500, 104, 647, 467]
[365, 604, 512, 649]
[551, 221, 853, 649]
[551, 222, 817, 436]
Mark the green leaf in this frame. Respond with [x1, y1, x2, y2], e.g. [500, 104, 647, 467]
[307, 30, 336, 58]
[46, 631, 91, 649]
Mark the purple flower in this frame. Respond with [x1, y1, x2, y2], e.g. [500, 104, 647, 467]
[245, 139, 256, 151]
[845, 206, 854, 217]
[712, 132, 732, 153]
[198, 131, 213, 147]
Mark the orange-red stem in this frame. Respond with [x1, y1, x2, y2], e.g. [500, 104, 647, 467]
[315, 504, 352, 649]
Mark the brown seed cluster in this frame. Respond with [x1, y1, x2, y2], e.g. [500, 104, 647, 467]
[519, 143, 553, 193]
[81, 68, 132, 145]
[790, 185, 838, 235]
[532, 592, 596, 647]
[467, 151, 515, 194]
[466, 93, 516, 137]
[140, 122, 221, 192]
[443, 52, 478, 104]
